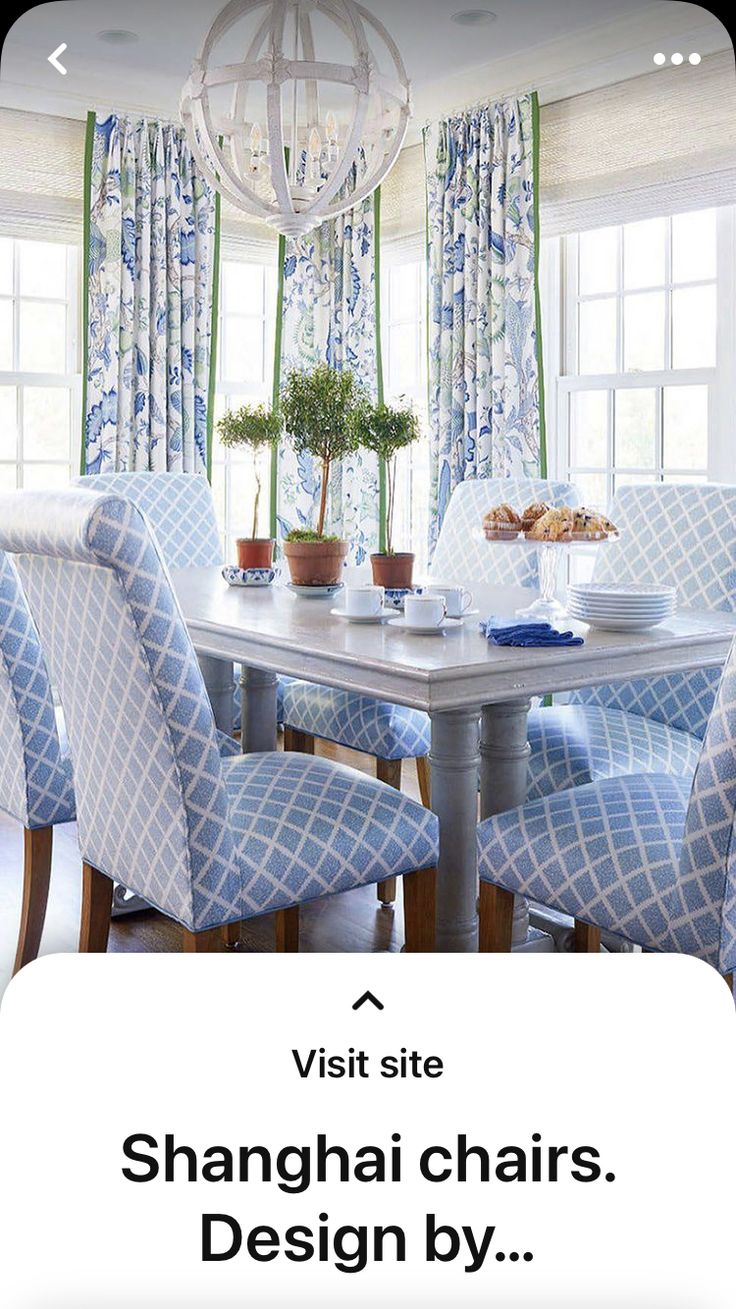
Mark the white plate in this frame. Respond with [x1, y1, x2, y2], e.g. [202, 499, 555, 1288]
[330, 607, 394, 623]
[569, 594, 675, 609]
[287, 582, 344, 598]
[387, 616, 464, 635]
[575, 615, 671, 632]
[570, 582, 676, 599]
[568, 603, 676, 617]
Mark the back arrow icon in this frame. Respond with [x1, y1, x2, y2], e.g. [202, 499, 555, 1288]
[48, 44, 68, 76]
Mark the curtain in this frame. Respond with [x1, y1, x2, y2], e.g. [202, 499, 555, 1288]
[275, 194, 381, 566]
[424, 93, 543, 555]
[83, 113, 218, 476]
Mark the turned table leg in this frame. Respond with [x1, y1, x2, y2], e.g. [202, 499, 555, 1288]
[430, 708, 481, 953]
[480, 700, 532, 949]
[240, 666, 279, 754]
[198, 654, 236, 735]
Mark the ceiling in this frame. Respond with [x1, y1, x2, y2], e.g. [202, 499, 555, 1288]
[0, 0, 730, 133]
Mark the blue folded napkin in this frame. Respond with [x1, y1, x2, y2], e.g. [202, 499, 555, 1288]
[479, 618, 584, 648]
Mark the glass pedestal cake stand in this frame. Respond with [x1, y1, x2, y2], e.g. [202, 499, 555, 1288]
[480, 535, 618, 624]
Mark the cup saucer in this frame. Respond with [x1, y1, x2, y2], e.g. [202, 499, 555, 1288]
[387, 616, 463, 635]
[330, 607, 394, 624]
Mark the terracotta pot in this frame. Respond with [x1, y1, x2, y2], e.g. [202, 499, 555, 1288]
[370, 552, 415, 589]
[236, 538, 274, 570]
[283, 539, 349, 587]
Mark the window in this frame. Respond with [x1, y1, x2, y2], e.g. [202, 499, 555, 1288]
[211, 256, 277, 559]
[381, 252, 429, 575]
[0, 237, 80, 492]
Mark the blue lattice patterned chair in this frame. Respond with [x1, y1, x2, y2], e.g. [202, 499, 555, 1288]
[282, 477, 578, 904]
[478, 632, 736, 985]
[526, 485, 736, 801]
[73, 472, 291, 734]
[0, 550, 76, 973]
[0, 491, 439, 953]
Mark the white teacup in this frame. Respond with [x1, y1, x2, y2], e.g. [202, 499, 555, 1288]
[423, 583, 473, 618]
[344, 584, 385, 618]
[405, 592, 447, 629]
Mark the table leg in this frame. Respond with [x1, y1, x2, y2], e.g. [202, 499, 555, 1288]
[480, 700, 532, 948]
[198, 654, 235, 735]
[430, 708, 481, 953]
[240, 666, 279, 754]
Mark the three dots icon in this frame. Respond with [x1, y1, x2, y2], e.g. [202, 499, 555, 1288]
[653, 52, 701, 65]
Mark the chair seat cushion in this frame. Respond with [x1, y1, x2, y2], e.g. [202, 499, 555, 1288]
[282, 680, 431, 760]
[478, 772, 722, 960]
[527, 704, 701, 800]
[222, 751, 438, 916]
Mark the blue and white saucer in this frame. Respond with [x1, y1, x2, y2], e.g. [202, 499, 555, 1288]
[384, 587, 414, 610]
[222, 566, 275, 588]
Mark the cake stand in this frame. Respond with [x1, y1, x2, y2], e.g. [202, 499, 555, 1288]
[480, 534, 618, 623]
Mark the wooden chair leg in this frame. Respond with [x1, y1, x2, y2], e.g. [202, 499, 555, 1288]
[403, 866, 436, 952]
[275, 906, 300, 952]
[416, 755, 431, 808]
[376, 758, 402, 905]
[479, 881, 514, 952]
[574, 920, 601, 953]
[221, 922, 241, 949]
[723, 972, 733, 993]
[284, 726, 315, 754]
[13, 826, 53, 975]
[79, 863, 114, 953]
[182, 927, 222, 952]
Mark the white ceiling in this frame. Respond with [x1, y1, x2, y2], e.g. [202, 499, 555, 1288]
[0, 0, 730, 133]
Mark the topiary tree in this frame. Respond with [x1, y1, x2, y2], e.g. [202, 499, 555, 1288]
[217, 403, 282, 540]
[280, 362, 363, 540]
[352, 398, 421, 554]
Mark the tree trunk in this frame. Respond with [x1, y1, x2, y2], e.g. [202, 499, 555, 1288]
[317, 458, 330, 537]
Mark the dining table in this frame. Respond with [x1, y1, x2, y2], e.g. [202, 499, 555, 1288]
[171, 568, 736, 953]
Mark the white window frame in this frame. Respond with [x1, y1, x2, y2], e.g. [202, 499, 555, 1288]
[543, 206, 736, 497]
[0, 239, 81, 488]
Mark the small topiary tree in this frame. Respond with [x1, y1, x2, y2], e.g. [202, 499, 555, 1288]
[280, 363, 363, 540]
[353, 398, 421, 554]
[217, 403, 282, 541]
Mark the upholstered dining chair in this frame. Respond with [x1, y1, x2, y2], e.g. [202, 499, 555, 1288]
[478, 632, 736, 986]
[282, 477, 579, 905]
[525, 484, 736, 801]
[0, 550, 76, 973]
[0, 491, 439, 954]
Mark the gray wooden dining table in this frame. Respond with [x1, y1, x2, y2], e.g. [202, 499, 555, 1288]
[171, 568, 736, 953]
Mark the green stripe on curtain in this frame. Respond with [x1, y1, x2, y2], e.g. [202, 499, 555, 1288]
[80, 110, 95, 474]
[531, 90, 547, 479]
[206, 186, 221, 482]
[374, 186, 386, 553]
[270, 233, 287, 540]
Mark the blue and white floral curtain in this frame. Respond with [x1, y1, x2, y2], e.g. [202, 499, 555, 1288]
[424, 93, 544, 554]
[276, 195, 380, 565]
[83, 114, 218, 476]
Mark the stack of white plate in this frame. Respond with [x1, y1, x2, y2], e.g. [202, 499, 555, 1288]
[567, 582, 677, 631]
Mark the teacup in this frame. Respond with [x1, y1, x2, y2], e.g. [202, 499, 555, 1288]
[421, 583, 473, 618]
[405, 592, 446, 629]
[344, 584, 385, 618]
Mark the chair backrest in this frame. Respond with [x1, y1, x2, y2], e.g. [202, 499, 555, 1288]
[0, 490, 240, 931]
[0, 550, 73, 829]
[429, 478, 579, 588]
[73, 472, 223, 568]
[679, 636, 736, 973]
[571, 484, 736, 737]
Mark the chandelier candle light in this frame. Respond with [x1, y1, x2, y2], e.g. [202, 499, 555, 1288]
[180, 0, 412, 238]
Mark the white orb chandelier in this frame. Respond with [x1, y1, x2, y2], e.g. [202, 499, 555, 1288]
[180, 0, 412, 239]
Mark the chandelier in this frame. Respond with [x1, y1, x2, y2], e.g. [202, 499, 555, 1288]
[180, 0, 412, 239]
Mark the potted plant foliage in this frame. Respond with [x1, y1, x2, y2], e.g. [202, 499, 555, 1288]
[217, 402, 282, 570]
[353, 397, 422, 589]
[280, 362, 362, 587]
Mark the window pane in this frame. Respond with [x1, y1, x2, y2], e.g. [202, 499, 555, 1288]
[623, 292, 665, 372]
[578, 299, 617, 374]
[22, 463, 70, 490]
[18, 241, 66, 299]
[672, 209, 716, 284]
[23, 387, 71, 459]
[663, 385, 708, 470]
[615, 472, 656, 491]
[222, 261, 263, 312]
[570, 390, 607, 466]
[222, 316, 264, 384]
[0, 299, 12, 370]
[229, 455, 269, 537]
[672, 285, 716, 369]
[623, 218, 666, 290]
[0, 239, 12, 295]
[614, 389, 656, 468]
[390, 263, 420, 316]
[210, 463, 226, 535]
[19, 301, 67, 373]
[0, 385, 17, 460]
[573, 472, 607, 511]
[579, 227, 617, 295]
[389, 322, 418, 391]
[0, 464, 17, 492]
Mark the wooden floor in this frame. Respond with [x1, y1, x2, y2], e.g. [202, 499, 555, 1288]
[0, 739, 425, 993]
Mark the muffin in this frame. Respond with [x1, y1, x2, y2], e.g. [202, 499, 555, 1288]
[570, 508, 619, 540]
[483, 503, 522, 540]
[527, 507, 574, 542]
[521, 501, 552, 534]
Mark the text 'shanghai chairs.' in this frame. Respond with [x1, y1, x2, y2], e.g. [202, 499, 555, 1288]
[0, 491, 439, 954]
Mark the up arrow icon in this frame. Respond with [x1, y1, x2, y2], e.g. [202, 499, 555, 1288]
[352, 991, 384, 1012]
